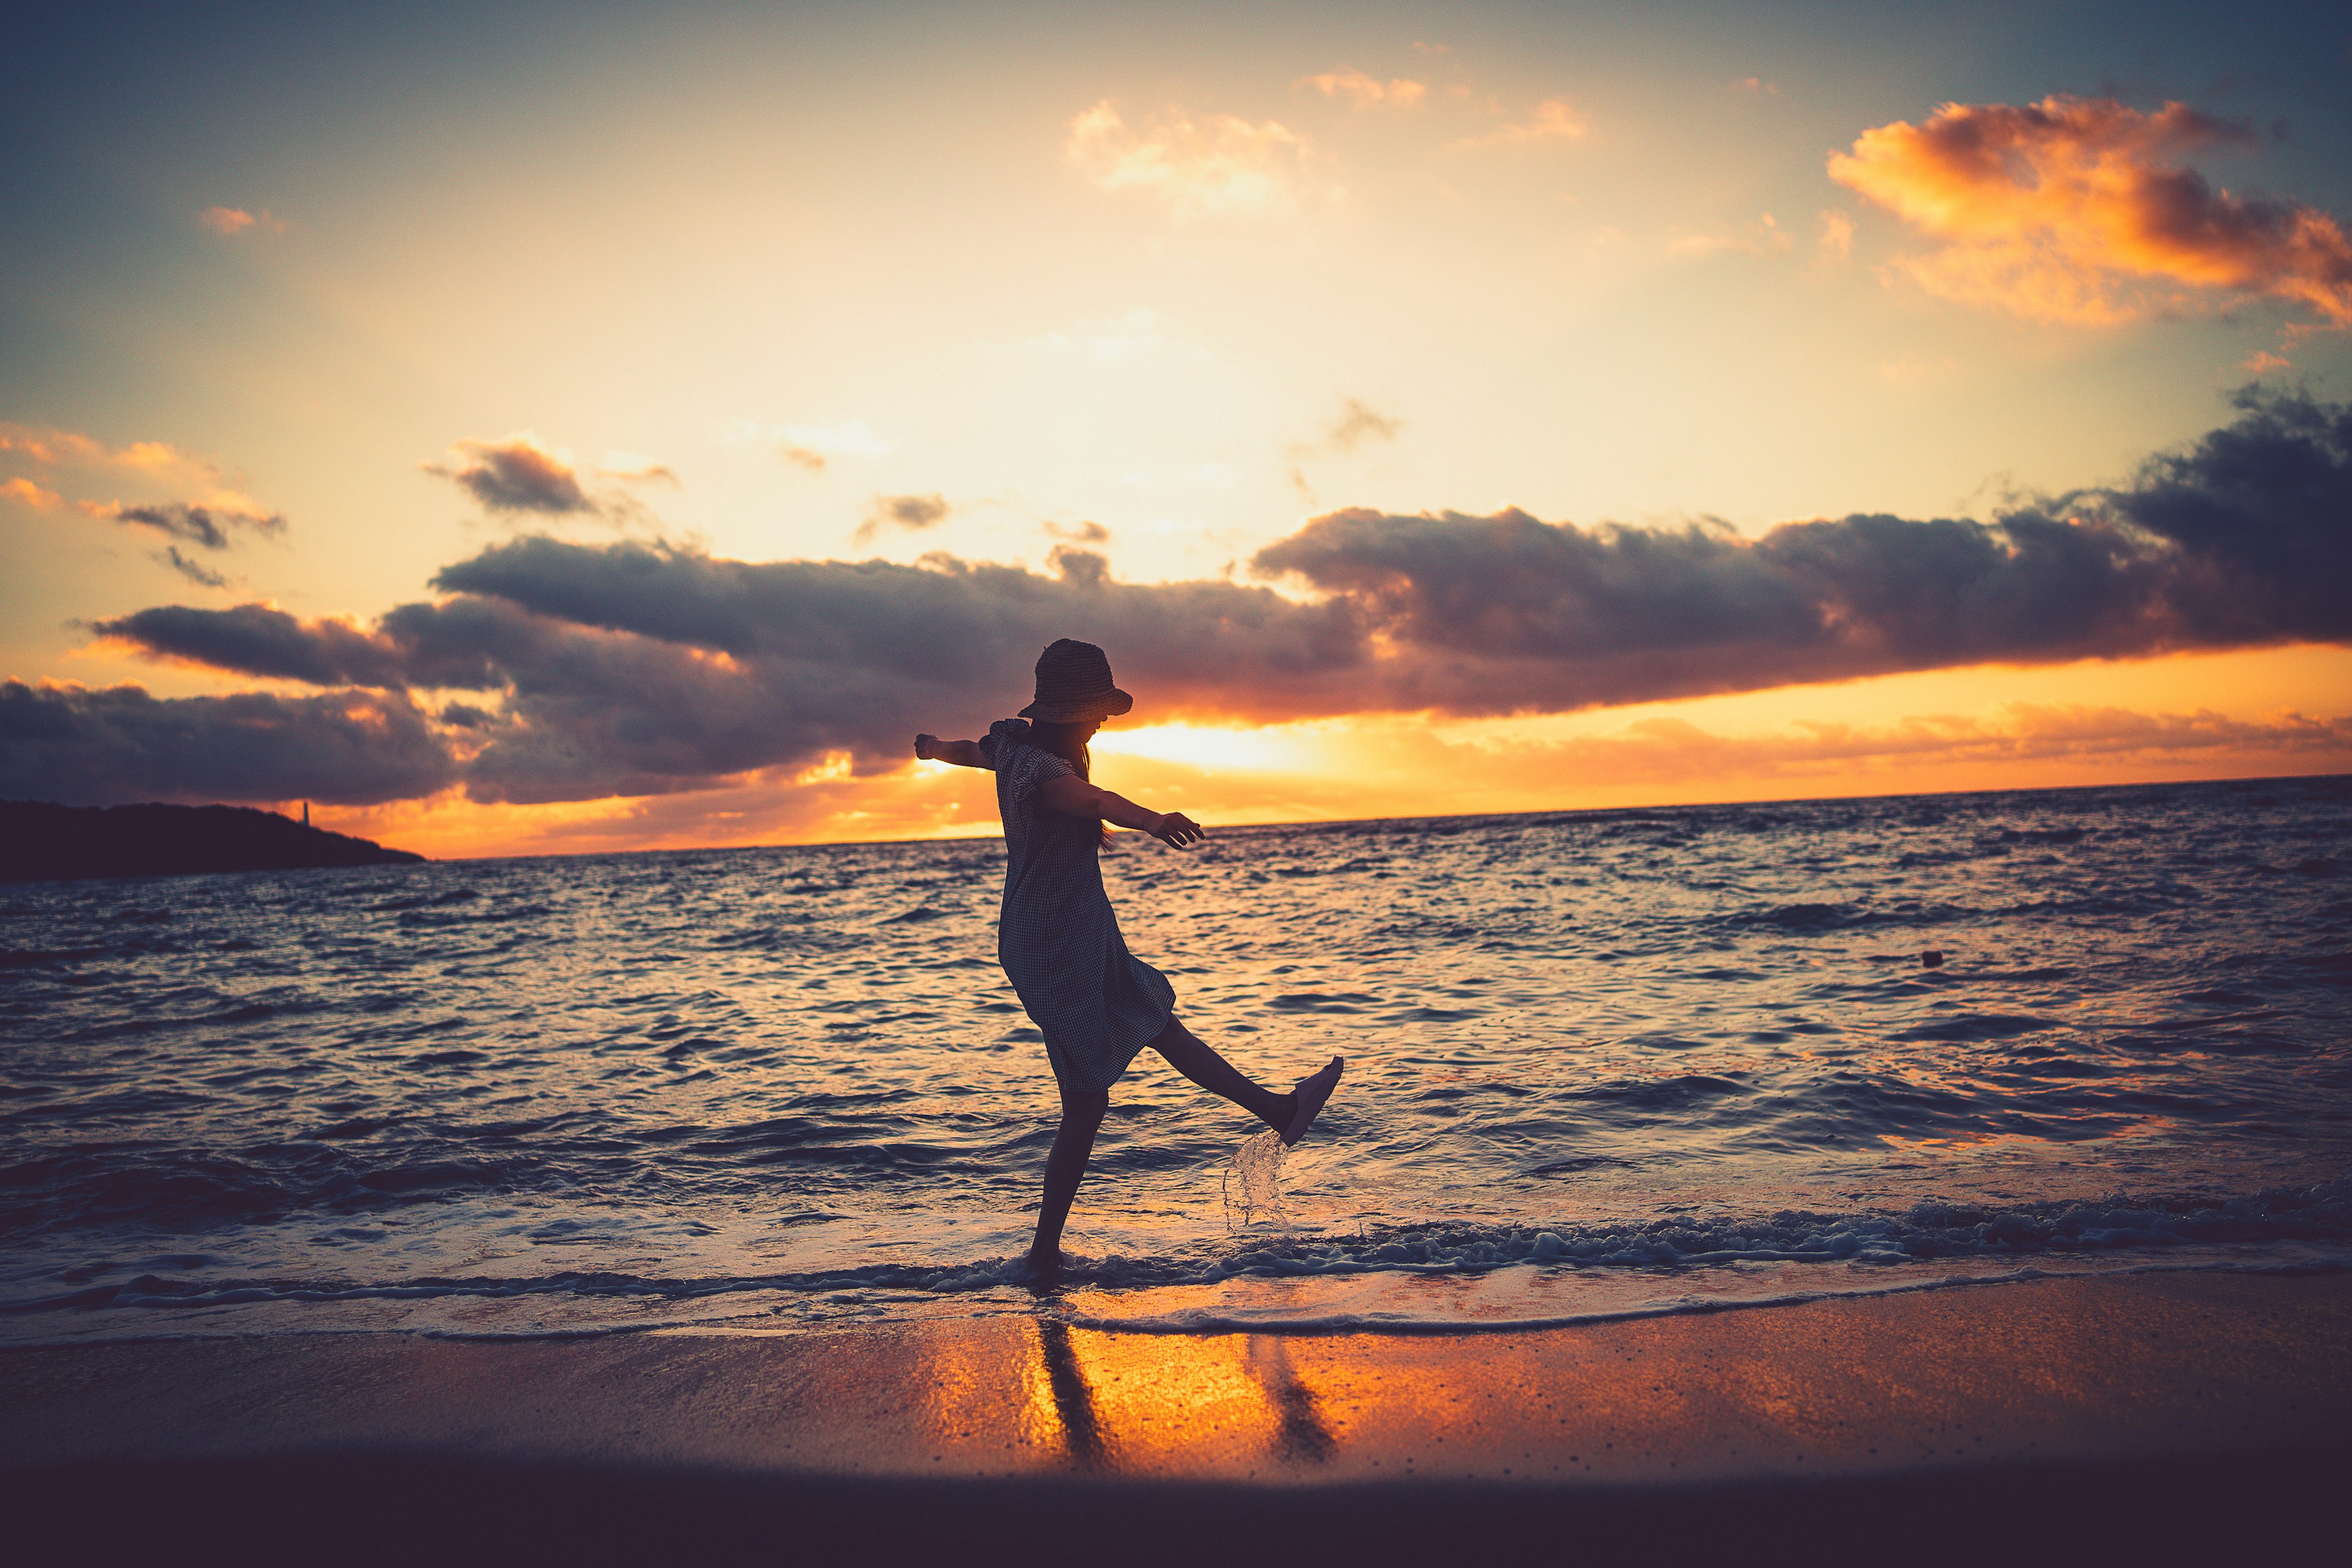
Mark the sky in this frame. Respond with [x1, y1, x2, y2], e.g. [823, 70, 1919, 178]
[4, 0, 2349, 858]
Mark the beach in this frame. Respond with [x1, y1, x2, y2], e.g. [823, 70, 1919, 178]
[7, 1270, 2346, 1562]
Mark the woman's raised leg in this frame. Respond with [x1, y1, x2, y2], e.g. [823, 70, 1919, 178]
[1148, 1016, 1295, 1133]
[1027, 1084, 1108, 1279]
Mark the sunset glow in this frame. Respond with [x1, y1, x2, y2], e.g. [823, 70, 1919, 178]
[4, 4, 2346, 852]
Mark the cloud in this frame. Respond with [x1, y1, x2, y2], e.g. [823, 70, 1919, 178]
[4, 425, 284, 565]
[59, 392, 2352, 811]
[1449, 98, 1589, 151]
[597, 450, 679, 485]
[2241, 350, 2291, 374]
[728, 418, 889, 472]
[1, 477, 62, 510]
[0, 423, 212, 478]
[855, 492, 951, 543]
[1065, 100, 1325, 218]
[1048, 546, 1109, 587]
[198, 206, 292, 236]
[90, 604, 422, 687]
[80, 538, 1363, 805]
[1818, 209, 1856, 262]
[1325, 398, 1402, 451]
[156, 546, 230, 588]
[424, 432, 594, 514]
[1297, 69, 1427, 108]
[0, 680, 454, 807]
[1733, 78, 1779, 97]
[1829, 96, 2352, 326]
[1250, 388, 2352, 711]
[1286, 397, 1403, 494]
[1665, 213, 1791, 258]
[89, 499, 286, 551]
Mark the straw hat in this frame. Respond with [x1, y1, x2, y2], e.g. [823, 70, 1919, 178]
[1018, 638, 1134, 722]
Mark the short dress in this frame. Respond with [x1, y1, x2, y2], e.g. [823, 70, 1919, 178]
[979, 718, 1176, 1093]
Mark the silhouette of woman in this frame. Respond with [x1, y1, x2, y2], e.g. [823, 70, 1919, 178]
[916, 638, 1344, 1280]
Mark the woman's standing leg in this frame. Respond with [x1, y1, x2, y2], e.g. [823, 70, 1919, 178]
[1028, 1084, 1109, 1276]
[1149, 1016, 1297, 1133]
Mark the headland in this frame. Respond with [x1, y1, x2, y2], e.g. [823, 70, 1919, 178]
[0, 799, 423, 883]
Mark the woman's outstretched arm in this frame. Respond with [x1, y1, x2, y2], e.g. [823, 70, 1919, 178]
[1038, 775, 1204, 848]
[914, 734, 989, 769]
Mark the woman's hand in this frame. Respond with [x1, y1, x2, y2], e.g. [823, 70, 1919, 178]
[914, 733, 938, 761]
[1148, 811, 1204, 849]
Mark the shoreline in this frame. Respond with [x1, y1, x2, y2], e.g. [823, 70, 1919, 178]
[7, 1270, 2346, 1561]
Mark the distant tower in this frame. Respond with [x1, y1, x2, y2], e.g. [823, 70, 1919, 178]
[302, 802, 310, 827]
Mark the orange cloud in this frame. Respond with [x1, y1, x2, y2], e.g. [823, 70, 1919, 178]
[198, 206, 292, 236]
[1449, 97, 1588, 151]
[1064, 100, 1325, 218]
[1665, 213, 1790, 258]
[1817, 209, 1855, 262]
[0, 423, 212, 478]
[1, 477, 62, 510]
[1295, 69, 1427, 108]
[1830, 96, 2352, 326]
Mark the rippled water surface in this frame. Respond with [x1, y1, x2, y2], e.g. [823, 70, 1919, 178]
[5, 775, 2350, 1341]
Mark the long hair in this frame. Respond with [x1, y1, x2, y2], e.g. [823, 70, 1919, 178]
[1028, 718, 1112, 845]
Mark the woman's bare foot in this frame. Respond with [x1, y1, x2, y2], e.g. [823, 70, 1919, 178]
[1283, 1055, 1344, 1146]
[1022, 1245, 1070, 1284]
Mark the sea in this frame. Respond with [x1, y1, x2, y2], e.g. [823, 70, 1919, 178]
[4, 775, 2350, 1344]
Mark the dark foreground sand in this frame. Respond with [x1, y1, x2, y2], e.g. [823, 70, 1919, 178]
[5, 1271, 2347, 1564]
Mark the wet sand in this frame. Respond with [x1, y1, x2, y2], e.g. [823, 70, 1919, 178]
[5, 1271, 2348, 1563]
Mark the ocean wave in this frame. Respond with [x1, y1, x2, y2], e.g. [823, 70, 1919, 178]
[9, 1180, 2346, 1326]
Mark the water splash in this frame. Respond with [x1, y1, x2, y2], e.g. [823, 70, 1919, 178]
[1224, 1129, 1288, 1229]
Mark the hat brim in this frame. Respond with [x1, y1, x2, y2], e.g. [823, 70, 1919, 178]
[1019, 687, 1133, 722]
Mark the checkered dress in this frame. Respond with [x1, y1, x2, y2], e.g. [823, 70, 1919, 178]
[980, 719, 1175, 1093]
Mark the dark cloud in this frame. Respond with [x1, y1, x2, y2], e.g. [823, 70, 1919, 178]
[90, 604, 416, 687]
[156, 546, 228, 587]
[107, 500, 285, 550]
[53, 391, 2352, 810]
[1325, 397, 1402, 451]
[83, 537, 1359, 804]
[855, 492, 951, 542]
[1049, 546, 1110, 587]
[424, 434, 593, 514]
[1253, 387, 2352, 711]
[1288, 396, 1401, 495]
[0, 681, 454, 806]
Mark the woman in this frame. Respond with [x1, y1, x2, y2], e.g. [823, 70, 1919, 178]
[916, 638, 1344, 1280]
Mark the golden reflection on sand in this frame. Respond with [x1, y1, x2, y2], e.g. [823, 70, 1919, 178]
[913, 1319, 1359, 1476]
[824, 1276, 2352, 1485]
